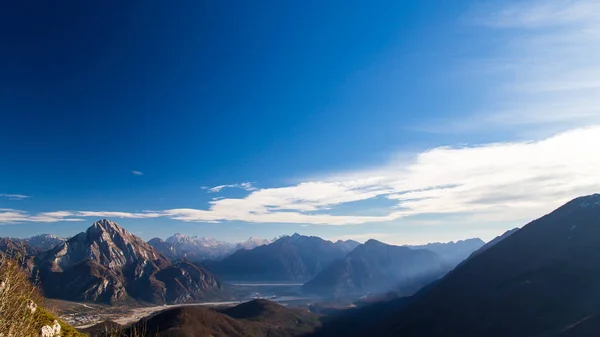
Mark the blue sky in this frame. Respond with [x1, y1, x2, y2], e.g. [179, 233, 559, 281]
[1, 0, 599, 244]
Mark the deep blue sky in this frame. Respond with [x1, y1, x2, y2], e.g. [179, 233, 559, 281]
[1, 1, 597, 244]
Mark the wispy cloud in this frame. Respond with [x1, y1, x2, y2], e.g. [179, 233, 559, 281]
[0, 194, 30, 200]
[3, 126, 599, 226]
[0, 210, 160, 224]
[75, 211, 162, 219]
[131, 170, 144, 176]
[423, 0, 600, 135]
[203, 182, 257, 193]
[0, 210, 84, 223]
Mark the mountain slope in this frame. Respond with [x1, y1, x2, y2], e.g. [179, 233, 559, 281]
[36, 219, 222, 304]
[206, 234, 358, 281]
[462, 227, 519, 263]
[303, 240, 450, 299]
[122, 299, 320, 337]
[319, 194, 600, 337]
[0, 237, 39, 256]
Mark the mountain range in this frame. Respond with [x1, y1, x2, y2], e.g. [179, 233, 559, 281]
[204, 233, 361, 282]
[24, 234, 66, 251]
[1, 223, 487, 304]
[408, 238, 485, 266]
[5, 194, 600, 336]
[303, 239, 451, 299]
[148, 234, 272, 262]
[313, 193, 600, 337]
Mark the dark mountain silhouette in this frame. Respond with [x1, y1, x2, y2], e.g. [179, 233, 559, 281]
[408, 238, 485, 266]
[80, 321, 123, 337]
[205, 234, 359, 281]
[463, 227, 519, 262]
[303, 240, 450, 299]
[311, 193, 600, 337]
[222, 299, 283, 320]
[35, 219, 222, 304]
[119, 299, 321, 337]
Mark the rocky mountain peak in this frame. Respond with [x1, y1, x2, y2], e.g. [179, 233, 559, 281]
[36, 219, 221, 304]
[87, 219, 130, 237]
[166, 233, 188, 243]
[42, 219, 166, 272]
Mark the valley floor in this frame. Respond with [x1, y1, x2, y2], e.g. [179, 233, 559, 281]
[49, 282, 317, 329]
[72, 300, 243, 329]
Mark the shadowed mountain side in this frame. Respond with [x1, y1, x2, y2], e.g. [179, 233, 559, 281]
[408, 238, 485, 266]
[307, 193, 600, 337]
[80, 321, 124, 337]
[465, 228, 519, 262]
[205, 234, 358, 282]
[117, 300, 321, 337]
[302, 240, 450, 299]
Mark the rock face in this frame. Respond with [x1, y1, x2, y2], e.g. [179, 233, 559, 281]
[303, 240, 451, 299]
[0, 237, 39, 256]
[206, 234, 359, 281]
[36, 219, 222, 304]
[318, 194, 600, 337]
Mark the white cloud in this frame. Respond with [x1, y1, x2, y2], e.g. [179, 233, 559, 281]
[132, 170, 144, 176]
[3, 116, 599, 220]
[4, 126, 596, 227]
[75, 211, 162, 219]
[0, 210, 84, 223]
[0, 194, 30, 200]
[159, 126, 599, 226]
[204, 182, 257, 193]
[0, 210, 160, 224]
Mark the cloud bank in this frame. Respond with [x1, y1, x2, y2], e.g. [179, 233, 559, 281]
[2, 126, 599, 226]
